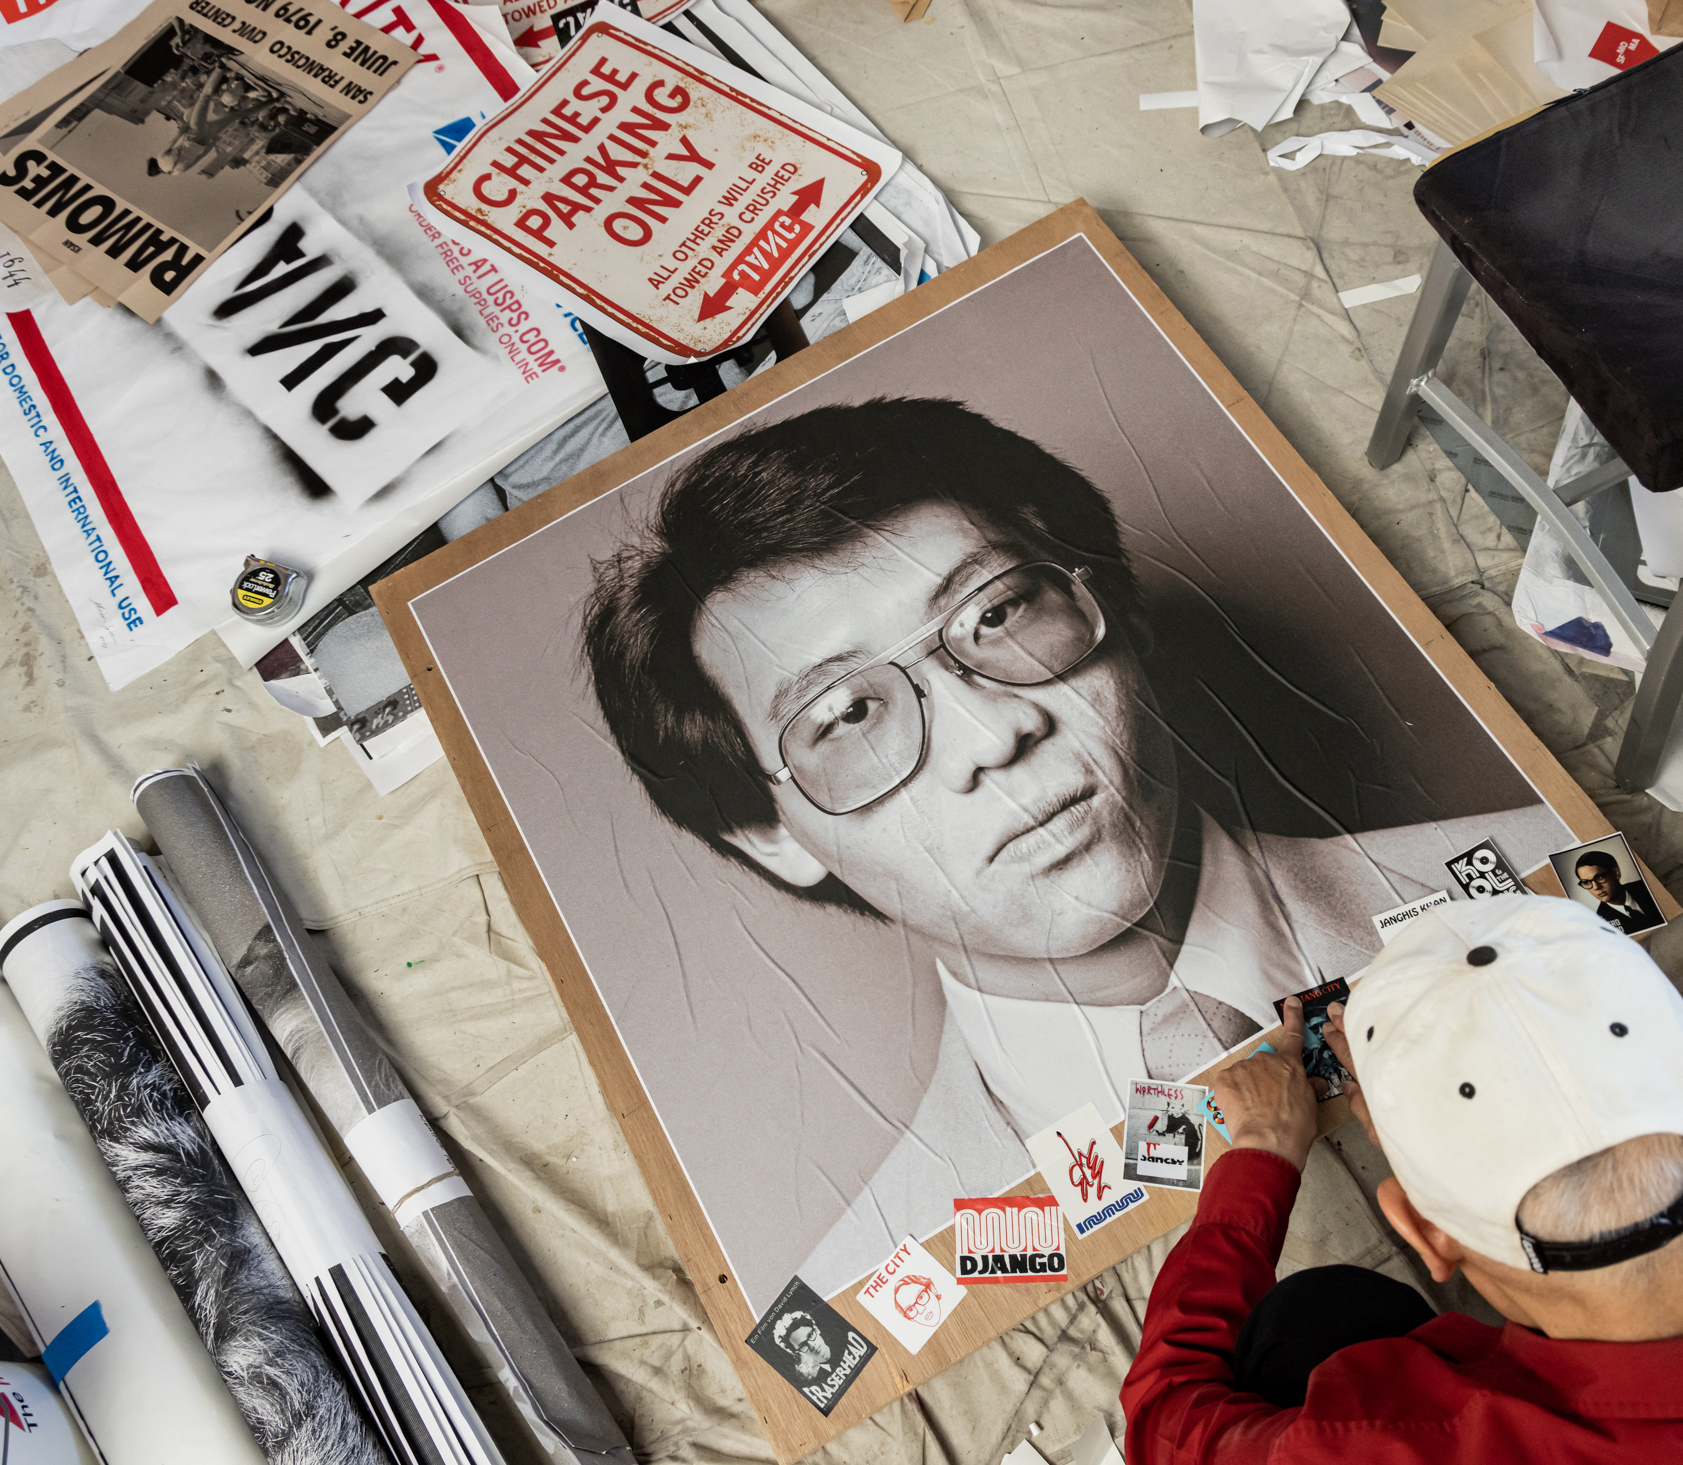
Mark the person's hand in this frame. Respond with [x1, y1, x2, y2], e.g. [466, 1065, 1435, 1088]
[1212, 995, 1318, 1172]
[1321, 1001, 1380, 1151]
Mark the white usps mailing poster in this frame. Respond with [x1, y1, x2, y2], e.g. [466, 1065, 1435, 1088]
[1371, 889, 1451, 945]
[854, 1234, 964, 1354]
[167, 191, 507, 506]
[1024, 1102, 1144, 1242]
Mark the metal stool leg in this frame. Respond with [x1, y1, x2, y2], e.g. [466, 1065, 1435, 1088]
[1617, 605, 1683, 790]
[1415, 376, 1655, 658]
[1366, 238, 1474, 469]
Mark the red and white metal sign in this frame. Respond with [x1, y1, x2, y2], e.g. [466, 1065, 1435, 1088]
[423, 6, 899, 361]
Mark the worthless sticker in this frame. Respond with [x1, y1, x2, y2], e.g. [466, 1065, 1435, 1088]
[1275, 976, 1351, 1100]
[952, 1194, 1067, 1284]
[1122, 1080, 1207, 1192]
[1372, 889, 1451, 945]
[1446, 838, 1528, 899]
[744, 1276, 875, 1416]
[855, 1235, 964, 1354]
[1025, 1102, 1141, 1240]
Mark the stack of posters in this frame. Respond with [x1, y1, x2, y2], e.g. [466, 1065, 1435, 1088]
[0, 0, 416, 317]
[0, 0, 607, 691]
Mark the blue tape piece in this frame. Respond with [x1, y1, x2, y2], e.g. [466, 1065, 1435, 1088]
[42, 1302, 107, 1384]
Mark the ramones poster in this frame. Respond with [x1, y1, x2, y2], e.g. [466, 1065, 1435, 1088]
[406, 230, 1578, 1315]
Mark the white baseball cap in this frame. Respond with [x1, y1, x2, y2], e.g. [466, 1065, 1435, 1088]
[1344, 892, 1683, 1273]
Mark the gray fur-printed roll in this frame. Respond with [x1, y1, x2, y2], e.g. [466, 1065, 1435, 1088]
[135, 767, 635, 1465]
[0, 903, 394, 1465]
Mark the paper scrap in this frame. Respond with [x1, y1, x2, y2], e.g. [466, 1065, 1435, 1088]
[1138, 90, 1199, 109]
[1337, 273, 1422, 308]
[1266, 128, 1433, 171]
[1070, 1413, 1125, 1465]
[1002, 1441, 1051, 1465]
[1372, 889, 1451, 944]
[855, 1235, 964, 1354]
[841, 278, 906, 324]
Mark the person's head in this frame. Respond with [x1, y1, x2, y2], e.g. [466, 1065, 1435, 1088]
[772, 1309, 830, 1376]
[893, 1274, 940, 1326]
[1575, 850, 1624, 903]
[1345, 894, 1683, 1338]
[583, 397, 1177, 959]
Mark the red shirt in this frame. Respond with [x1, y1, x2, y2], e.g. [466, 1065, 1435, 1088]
[1120, 1148, 1683, 1463]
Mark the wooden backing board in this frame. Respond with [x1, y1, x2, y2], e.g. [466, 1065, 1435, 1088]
[374, 200, 1674, 1461]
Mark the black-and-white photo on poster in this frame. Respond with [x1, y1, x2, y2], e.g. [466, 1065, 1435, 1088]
[745, 1277, 875, 1416]
[1551, 832, 1667, 936]
[408, 237, 1579, 1312]
[50, 18, 347, 250]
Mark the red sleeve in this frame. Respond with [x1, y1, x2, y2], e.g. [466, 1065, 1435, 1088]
[1120, 1148, 1303, 1464]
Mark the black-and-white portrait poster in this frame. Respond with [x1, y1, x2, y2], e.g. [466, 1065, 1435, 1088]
[406, 232, 1578, 1314]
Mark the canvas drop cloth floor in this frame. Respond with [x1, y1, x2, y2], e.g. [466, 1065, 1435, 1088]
[5, 4, 1683, 1462]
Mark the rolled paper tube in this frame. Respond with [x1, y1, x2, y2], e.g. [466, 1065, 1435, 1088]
[135, 767, 635, 1464]
[67, 837, 504, 1465]
[1, 904, 393, 1465]
[0, 948, 264, 1465]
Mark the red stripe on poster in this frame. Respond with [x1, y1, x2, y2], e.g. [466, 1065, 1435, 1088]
[7, 311, 177, 616]
[428, 0, 523, 99]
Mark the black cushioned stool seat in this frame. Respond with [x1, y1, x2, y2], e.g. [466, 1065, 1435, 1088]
[1414, 45, 1683, 491]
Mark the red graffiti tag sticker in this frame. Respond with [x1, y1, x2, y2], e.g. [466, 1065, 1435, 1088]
[423, 8, 899, 360]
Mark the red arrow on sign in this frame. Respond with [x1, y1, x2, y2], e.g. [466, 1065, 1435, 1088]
[510, 23, 550, 50]
[697, 178, 826, 323]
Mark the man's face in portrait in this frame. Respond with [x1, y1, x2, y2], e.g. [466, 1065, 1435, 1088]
[1578, 861, 1621, 904]
[780, 1316, 831, 1378]
[894, 1275, 941, 1327]
[694, 500, 1179, 959]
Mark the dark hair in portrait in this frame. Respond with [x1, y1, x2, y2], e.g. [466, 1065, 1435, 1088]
[1575, 851, 1621, 876]
[583, 395, 1409, 916]
[583, 397, 1144, 912]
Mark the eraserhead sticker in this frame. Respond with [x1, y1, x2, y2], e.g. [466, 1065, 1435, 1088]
[422, 8, 899, 360]
[855, 1235, 964, 1355]
[1025, 1101, 1143, 1239]
[953, 1194, 1067, 1284]
[1121, 1080, 1207, 1192]
[744, 1276, 875, 1416]
[1372, 888, 1450, 945]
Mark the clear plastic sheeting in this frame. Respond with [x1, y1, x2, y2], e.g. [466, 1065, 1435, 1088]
[1511, 402, 1662, 672]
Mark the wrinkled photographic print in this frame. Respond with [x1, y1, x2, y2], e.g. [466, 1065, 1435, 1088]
[407, 234, 1579, 1313]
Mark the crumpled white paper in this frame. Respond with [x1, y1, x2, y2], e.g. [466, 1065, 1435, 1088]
[1266, 128, 1435, 169]
[1194, 0, 1369, 136]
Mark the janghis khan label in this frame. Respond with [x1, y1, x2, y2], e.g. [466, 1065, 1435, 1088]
[744, 1276, 875, 1416]
[952, 1194, 1067, 1284]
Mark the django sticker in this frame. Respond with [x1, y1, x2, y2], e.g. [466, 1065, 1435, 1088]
[952, 1194, 1067, 1284]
